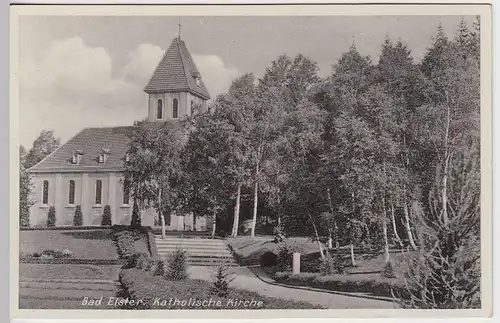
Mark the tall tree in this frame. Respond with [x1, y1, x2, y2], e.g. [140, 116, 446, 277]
[396, 20, 481, 309]
[24, 130, 60, 168]
[125, 120, 189, 238]
[183, 109, 245, 237]
[19, 145, 31, 227]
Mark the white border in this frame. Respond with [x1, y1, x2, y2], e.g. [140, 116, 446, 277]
[8, 2, 494, 321]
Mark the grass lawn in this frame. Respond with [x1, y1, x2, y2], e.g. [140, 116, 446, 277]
[19, 263, 122, 281]
[20, 229, 119, 260]
[225, 236, 321, 266]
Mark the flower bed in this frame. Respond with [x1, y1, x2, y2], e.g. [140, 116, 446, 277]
[20, 249, 75, 260]
[118, 268, 323, 309]
[274, 272, 405, 299]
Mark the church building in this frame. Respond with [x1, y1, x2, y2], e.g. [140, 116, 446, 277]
[27, 35, 212, 230]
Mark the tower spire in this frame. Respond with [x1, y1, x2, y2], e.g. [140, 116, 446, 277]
[177, 20, 182, 39]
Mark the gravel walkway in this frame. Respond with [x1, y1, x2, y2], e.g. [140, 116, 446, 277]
[188, 266, 395, 309]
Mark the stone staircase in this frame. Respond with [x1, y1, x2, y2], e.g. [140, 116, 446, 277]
[154, 235, 238, 267]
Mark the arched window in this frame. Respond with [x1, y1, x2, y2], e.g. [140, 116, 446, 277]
[68, 180, 75, 205]
[173, 98, 179, 118]
[42, 180, 49, 205]
[123, 178, 130, 205]
[95, 180, 102, 205]
[157, 99, 163, 119]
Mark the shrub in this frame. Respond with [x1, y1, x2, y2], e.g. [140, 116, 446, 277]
[273, 271, 404, 298]
[276, 243, 293, 272]
[153, 259, 165, 276]
[73, 205, 83, 226]
[211, 263, 235, 297]
[124, 252, 149, 269]
[260, 251, 278, 267]
[273, 226, 286, 243]
[118, 268, 322, 309]
[319, 253, 346, 275]
[381, 260, 396, 278]
[46, 206, 56, 227]
[101, 205, 112, 226]
[130, 200, 141, 228]
[113, 230, 141, 260]
[38, 249, 75, 259]
[165, 248, 188, 281]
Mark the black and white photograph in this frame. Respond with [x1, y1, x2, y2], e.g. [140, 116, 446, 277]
[10, 4, 493, 318]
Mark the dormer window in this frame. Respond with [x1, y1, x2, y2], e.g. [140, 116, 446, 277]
[99, 149, 110, 164]
[195, 77, 200, 86]
[71, 150, 83, 165]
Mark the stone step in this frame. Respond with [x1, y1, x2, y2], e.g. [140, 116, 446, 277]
[156, 246, 229, 252]
[153, 236, 236, 267]
[154, 239, 226, 245]
[159, 253, 233, 259]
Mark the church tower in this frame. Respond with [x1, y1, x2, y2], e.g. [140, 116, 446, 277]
[144, 34, 210, 121]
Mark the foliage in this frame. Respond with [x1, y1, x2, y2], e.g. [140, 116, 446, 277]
[259, 251, 278, 267]
[275, 242, 294, 272]
[111, 227, 144, 260]
[130, 199, 141, 228]
[125, 120, 189, 227]
[319, 253, 346, 275]
[381, 260, 396, 279]
[118, 268, 323, 309]
[73, 205, 83, 227]
[22, 249, 75, 259]
[19, 145, 32, 227]
[274, 271, 403, 299]
[101, 205, 112, 226]
[165, 248, 189, 281]
[24, 130, 60, 169]
[117, 20, 481, 309]
[46, 206, 56, 227]
[211, 263, 235, 297]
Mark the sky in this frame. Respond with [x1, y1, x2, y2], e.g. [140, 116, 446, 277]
[17, 15, 476, 149]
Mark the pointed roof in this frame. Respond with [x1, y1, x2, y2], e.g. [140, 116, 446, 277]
[144, 37, 211, 100]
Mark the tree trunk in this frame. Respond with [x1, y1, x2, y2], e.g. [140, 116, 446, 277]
[231, 184, 241, 237]
[390, 202, 403, 248]
[401, 135, 417, 250]
[158, 187, 165, 239]
[251, 165, 259, 237]
[161, 213, 166, 239]
[277, 187, 282, 229]
[403, 195, 417, 250]
[402, 183, 417, 250]
[382, 195, 390, 263]
[382, 218, 390, 263]
[308, 213, 325, 259]
[442, 91, 451, 227]
[350, 243, 356, 267]
[326, 188, 338, 247]
[211, 209, 217, 238]
[328, 231, 333, 249]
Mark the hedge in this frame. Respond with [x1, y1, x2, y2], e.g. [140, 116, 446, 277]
[110, 225, 158, 260]
[118, 268, 323, 310]
[273, 272, 405, 299]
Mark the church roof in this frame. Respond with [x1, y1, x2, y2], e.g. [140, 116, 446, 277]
[144, 37, 211, 100]
[28, 126, 134, 173]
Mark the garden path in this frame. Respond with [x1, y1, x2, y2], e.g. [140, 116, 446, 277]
[188, 266, 395, 309]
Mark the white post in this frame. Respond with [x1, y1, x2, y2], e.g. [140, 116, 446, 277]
[293, 252, 301, 274]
